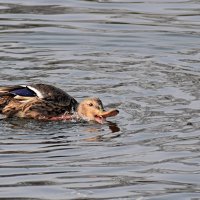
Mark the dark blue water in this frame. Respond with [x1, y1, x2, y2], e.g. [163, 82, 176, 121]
[0, 0, 200, 199]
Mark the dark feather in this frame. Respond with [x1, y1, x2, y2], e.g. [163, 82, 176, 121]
[10, 88, 37, 97]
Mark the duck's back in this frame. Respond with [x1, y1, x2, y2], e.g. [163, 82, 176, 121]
[0, 84, 78, 119]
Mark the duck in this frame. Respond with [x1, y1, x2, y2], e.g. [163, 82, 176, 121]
[0, 84, 119, 124]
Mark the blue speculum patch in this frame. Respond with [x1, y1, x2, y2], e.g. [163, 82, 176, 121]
[11, 88, 36, 97]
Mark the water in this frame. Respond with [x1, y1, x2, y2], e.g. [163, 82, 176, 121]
[0, 0, 200, 199]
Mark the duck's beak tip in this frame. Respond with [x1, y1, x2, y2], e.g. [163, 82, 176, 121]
[100, 109, 119, 118]
[115, 109, 119, 114]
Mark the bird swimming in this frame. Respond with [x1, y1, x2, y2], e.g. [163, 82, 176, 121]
[0, 84, 119, 124]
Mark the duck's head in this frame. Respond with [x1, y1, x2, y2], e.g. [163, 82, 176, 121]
[76, 97, 119, 124]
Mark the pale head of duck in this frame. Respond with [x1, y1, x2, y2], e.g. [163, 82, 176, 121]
[76, 97, 119, 124]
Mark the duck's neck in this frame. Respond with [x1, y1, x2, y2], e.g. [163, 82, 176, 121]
[71, 98, 79, 112]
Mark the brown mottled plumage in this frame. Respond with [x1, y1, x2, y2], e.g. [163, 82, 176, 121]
[0, 84, 119, 123]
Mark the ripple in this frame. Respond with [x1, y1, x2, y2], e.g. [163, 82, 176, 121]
[0, 0, 200, 199]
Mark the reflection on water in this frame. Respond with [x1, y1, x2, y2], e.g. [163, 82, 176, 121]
[0, 0, 200, 199]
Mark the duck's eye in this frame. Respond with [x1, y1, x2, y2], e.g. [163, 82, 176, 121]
[88, 103, 93, 107]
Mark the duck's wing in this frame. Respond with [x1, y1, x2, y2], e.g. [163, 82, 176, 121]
[0, 84, 78, 111]
[28, 84, 78, 109]
[0, 85, 35, 97]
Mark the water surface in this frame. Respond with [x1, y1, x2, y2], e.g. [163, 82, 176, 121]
[0, 0, 200, 199]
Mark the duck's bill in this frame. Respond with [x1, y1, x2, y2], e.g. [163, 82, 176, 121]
[94, 109, 119, 124]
